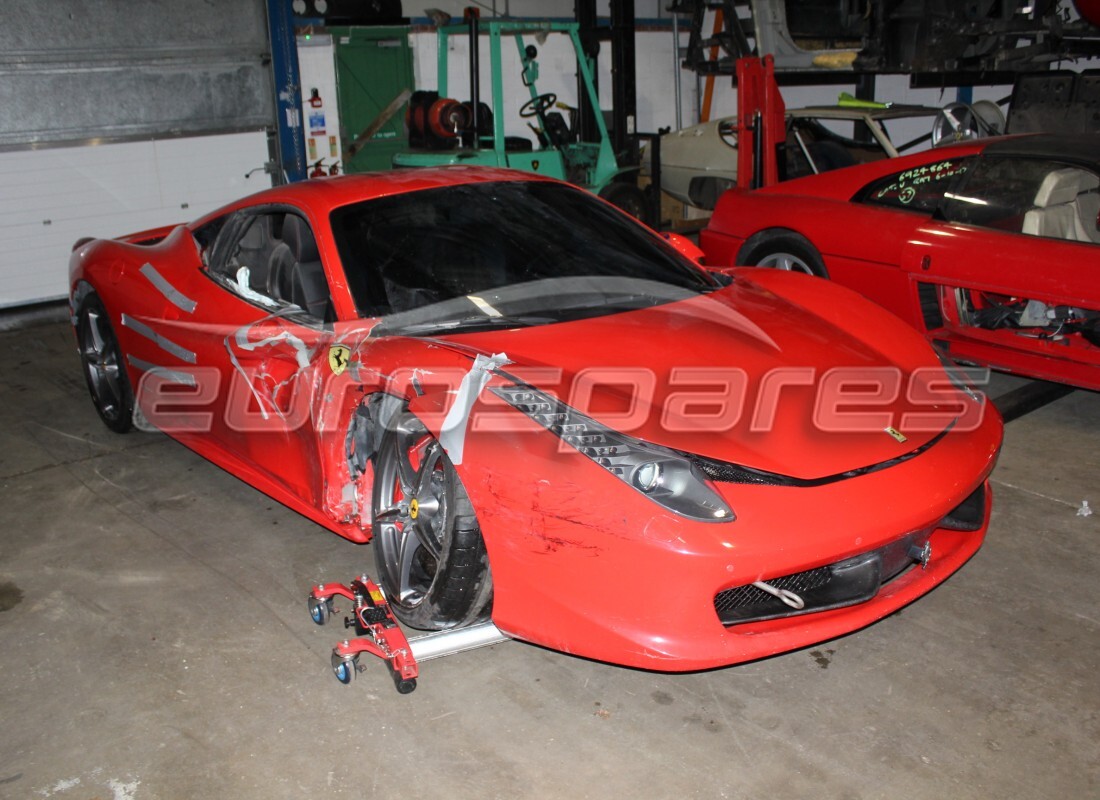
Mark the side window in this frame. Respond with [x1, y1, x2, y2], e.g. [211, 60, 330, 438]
[943, 156, 1100, 243]
[193, 215, 228, 265]
[856, 157, 972, 213]
[209, 211, 336, 322]
[787, 118, 890, 180]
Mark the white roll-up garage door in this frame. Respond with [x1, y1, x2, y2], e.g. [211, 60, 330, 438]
[0, 0, 277, 307]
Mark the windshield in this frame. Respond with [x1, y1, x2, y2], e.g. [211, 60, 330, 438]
[329, 180, 718, 333]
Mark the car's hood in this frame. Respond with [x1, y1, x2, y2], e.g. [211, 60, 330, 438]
[430, 279, 958, 481]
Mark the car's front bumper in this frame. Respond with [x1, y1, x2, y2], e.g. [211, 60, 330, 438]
[461, 406, 1001, 671]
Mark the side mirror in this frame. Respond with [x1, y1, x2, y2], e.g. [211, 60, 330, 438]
[661, 232, 705, 264]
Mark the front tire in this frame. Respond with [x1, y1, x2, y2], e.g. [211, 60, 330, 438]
[738, 230, 828, 278]
[372, 410, 492, 630]
[75, 291, 134, 433]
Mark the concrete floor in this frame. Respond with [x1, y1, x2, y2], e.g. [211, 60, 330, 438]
[0, 317, 1097, 800]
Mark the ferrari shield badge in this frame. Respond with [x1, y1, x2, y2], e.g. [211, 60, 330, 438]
[328, 344, 351, 376]
[884, 426, 908, 444]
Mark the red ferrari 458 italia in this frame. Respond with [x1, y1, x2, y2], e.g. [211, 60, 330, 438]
[70, 167, 1000, 672]
[702, 133, 1100, 391]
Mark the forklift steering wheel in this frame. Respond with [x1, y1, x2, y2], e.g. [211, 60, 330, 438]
[519, 93, 557, 118]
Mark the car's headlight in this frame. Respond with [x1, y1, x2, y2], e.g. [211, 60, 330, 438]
[490, 383, 734, 522]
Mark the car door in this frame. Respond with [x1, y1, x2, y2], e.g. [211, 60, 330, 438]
[902, 155, 1100, 321]
[167, 206, 338, 509]
[817, 155, 974, 323]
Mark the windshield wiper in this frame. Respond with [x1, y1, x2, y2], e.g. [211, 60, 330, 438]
[375, 313, 558, 336]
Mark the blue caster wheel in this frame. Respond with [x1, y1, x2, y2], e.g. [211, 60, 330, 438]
[331, 652, 358, 684]
[307, 592, 332, 626]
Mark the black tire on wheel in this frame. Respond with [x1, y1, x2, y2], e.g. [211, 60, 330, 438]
[599, 181, 648, 223]
[372, 410, 492, 631]
[75, 291, 135, 433]
[737, 230, 829, 278]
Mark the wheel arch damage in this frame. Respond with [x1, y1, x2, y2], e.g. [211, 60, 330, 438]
[315, 336, 510, 544]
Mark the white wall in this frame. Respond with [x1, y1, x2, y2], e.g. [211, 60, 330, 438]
[598, 26, 697, 134]
[0, 131, 270, 308]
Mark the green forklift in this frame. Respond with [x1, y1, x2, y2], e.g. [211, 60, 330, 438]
[393, 16, 650, 221]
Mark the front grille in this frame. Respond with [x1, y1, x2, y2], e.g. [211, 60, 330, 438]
[714, 530, 929, 626]
[715, 567, 833, 615]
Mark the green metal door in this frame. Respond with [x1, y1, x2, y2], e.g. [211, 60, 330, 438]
[332, 26, 414, 174]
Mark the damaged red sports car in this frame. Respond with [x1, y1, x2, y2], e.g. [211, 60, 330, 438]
[69, 167, 1001, 672]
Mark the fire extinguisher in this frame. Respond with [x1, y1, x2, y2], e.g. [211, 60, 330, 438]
[309, 159, 327, 178]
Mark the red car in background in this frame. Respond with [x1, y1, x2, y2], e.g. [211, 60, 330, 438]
[702, 134, 1100, 391]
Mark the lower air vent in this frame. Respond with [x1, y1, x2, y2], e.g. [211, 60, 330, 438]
[941, 482, 986, 531]
[715, 530, 931, 626]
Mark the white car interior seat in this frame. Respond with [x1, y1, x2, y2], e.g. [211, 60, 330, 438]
[1022, 167, 1100, 243]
